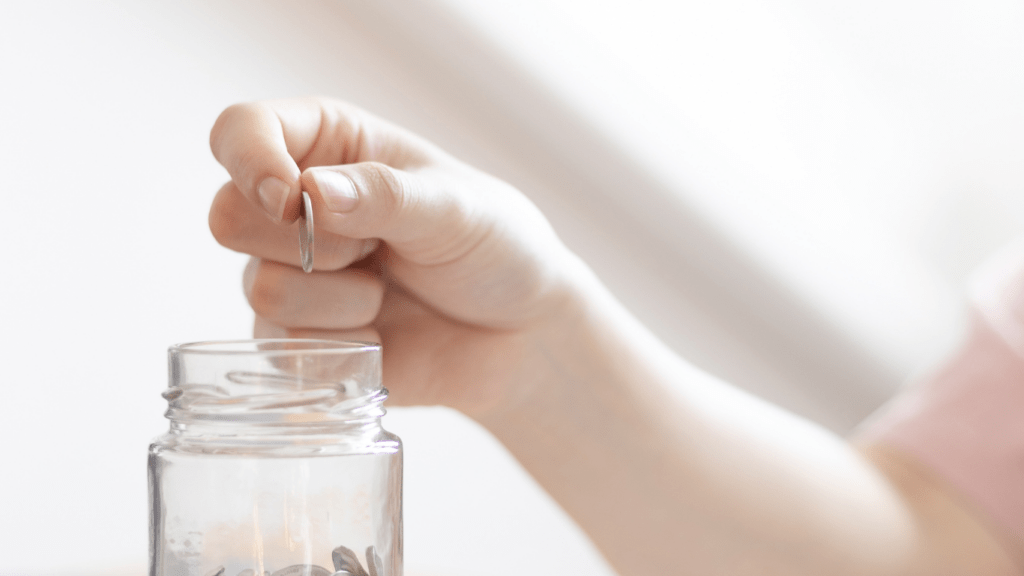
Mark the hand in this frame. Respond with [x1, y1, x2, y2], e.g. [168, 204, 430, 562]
[208, 97, 585, 417]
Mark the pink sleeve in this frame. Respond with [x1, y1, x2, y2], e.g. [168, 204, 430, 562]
[863, 237, 1024, 546]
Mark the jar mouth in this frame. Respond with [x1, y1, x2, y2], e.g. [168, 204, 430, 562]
[171, 339, 380, 356]
[166, 339, 384, 429]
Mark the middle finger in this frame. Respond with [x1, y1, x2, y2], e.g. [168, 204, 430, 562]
[243, 258, 385, 329]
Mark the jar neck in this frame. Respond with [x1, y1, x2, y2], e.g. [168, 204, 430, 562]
[163, 387, 388, 436]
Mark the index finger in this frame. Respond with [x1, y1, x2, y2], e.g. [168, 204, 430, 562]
[209, 97, 432, 223]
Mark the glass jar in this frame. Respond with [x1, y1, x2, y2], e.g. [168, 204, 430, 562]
[149, 340, 402, 576]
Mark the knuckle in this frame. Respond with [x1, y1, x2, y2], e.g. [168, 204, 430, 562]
[232, 148, 264, 190]
[361, 161, 407, 211]
[208, 187, 244, 248]
[246, 265, 288, 320]
[205, 182, 249, 248]
[351, 274, 385, 325]
[208, 216, 241, 250]
[210, 102, 272, 193]
[210, 102, 254, 152]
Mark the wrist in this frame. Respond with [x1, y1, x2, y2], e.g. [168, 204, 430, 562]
[459, 251, 599, 427]
[466, 258, 698, 576]
[469, 253, 666, 449]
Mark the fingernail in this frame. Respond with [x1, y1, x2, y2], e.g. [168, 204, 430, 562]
[312, 170, 359, 213]
[257, 177, 290, 221]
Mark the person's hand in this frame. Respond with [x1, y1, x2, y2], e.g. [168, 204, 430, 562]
[209, 97, 1024, 576]
[208, 97, 585, 418]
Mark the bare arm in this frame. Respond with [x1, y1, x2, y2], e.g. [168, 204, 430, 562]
[208, 97, 1021, 576]
[475, 270, 1021, 575]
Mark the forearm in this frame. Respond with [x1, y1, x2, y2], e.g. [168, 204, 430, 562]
[476, 266, 972, 576]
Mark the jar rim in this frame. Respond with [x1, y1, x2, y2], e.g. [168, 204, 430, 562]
[171, 339, 380, 356]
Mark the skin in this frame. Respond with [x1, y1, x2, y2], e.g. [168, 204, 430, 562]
[208, 97, 1022, 576]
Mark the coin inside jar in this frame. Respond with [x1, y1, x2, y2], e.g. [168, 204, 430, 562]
[299, 190, 314, 273]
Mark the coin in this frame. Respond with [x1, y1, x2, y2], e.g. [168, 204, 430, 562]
[299, 190, 314, 273]
[269, 565, 331, 576]
[332, 545, 368, 576]
[364, 546, 383, 576]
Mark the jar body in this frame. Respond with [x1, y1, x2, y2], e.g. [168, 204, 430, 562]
[149, 340, 402, 576]
[149, 435, 402, 576]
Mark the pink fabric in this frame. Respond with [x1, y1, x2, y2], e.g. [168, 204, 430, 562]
[866, 237, 1024, 546]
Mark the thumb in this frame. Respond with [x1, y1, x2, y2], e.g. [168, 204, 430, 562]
[302, 162, 490, 266]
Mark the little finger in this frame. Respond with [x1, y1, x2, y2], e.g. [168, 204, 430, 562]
[254, 316, 381, 345]
[243, 258, 384, 330]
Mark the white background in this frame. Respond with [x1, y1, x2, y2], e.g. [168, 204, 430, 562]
[1, 1, 1023, 574]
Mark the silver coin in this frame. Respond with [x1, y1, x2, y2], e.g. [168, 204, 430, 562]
[299, 190, 314, 273]
[332, 545, 368, 576]
[269, 565, 331, 576]
[364, 546, 383, 576]
[160, 387, 183, 401]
